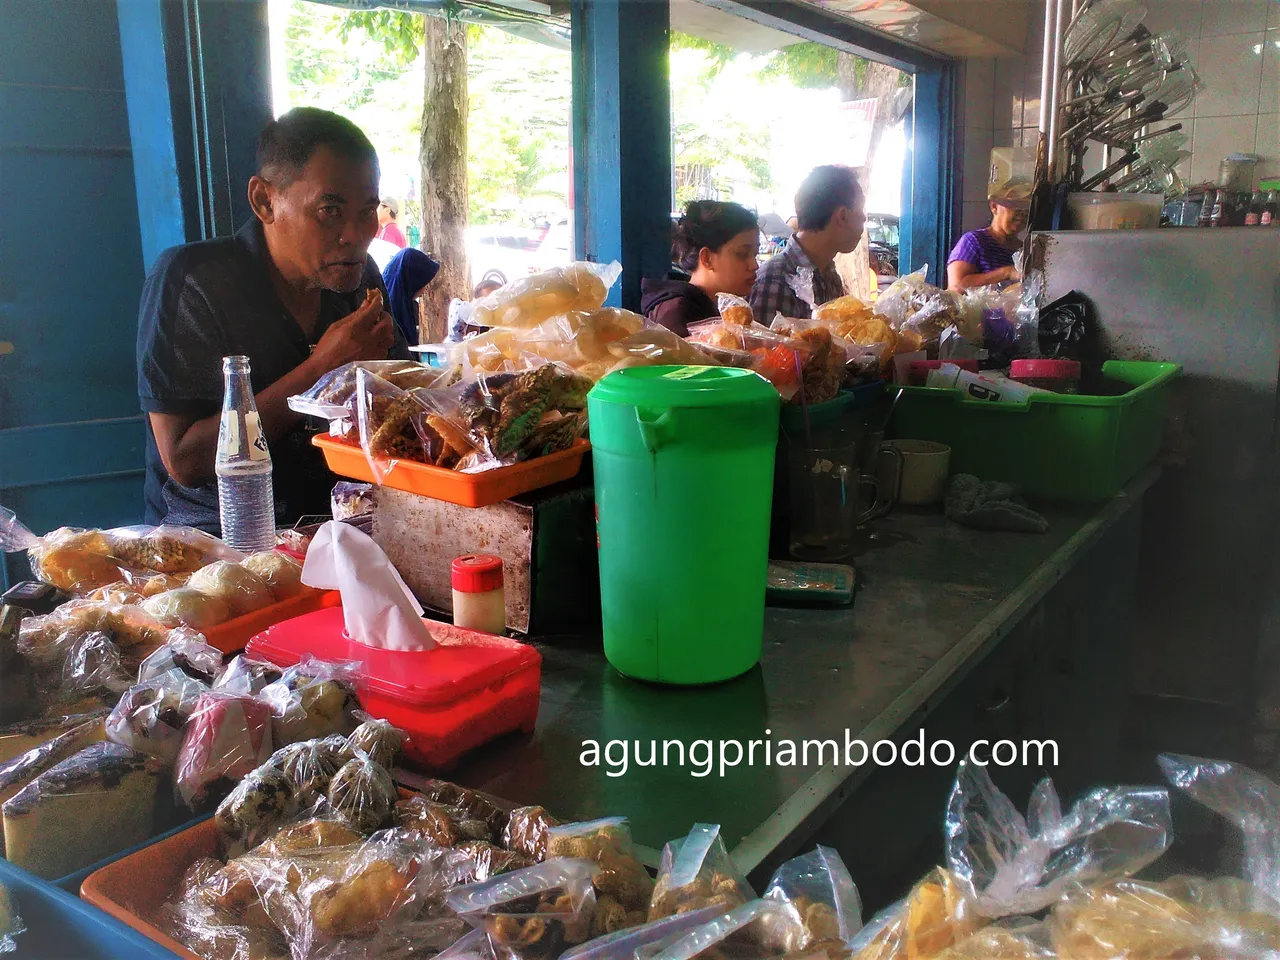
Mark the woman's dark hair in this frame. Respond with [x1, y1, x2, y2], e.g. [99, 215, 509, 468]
[257, 107, 378, 187]
[795, 165, 862, 231]
[672, 201, 759, 272]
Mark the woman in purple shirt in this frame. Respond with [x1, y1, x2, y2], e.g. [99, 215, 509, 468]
[946, 198, 1027, 290]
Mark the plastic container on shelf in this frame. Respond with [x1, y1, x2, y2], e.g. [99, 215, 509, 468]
[246, 605, 541, 768]
[200, 588, 341, 654]
[312, 434, 590, 508]
[451, 554, 506, 635]
[1009, 358, 1082, 393]
[588, 365, 780, 684]
[1066, 192, 1164, 230]
[892, 360, 1180, 501]
[0, 856, 178, 959]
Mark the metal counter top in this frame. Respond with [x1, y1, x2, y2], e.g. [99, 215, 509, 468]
[414, 467, 1159, 872]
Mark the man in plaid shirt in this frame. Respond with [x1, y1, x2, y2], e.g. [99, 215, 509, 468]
[750, 166, 867, 322]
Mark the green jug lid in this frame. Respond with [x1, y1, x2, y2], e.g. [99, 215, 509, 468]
[589, 365, 780, 408]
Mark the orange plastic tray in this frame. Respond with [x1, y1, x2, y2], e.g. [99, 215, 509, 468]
[81, 786, 522, 958]
[201, 589, 341, 654]
[313, 434, 590, 508]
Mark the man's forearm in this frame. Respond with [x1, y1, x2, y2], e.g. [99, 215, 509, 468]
[158, 355, 327, 487]
[951, 265, 1014, 290]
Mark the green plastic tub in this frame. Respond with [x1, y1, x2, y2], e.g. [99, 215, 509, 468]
[891, 360, 1181, 502]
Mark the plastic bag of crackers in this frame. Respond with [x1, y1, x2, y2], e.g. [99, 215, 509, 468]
[547, 817, 654, 935]
[650, 823, 754, 922]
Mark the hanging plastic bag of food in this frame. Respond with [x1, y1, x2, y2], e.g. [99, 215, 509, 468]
[472, 261, 622, 330]
[763, 845, 863, 951]
[547, 818, 653, 933]
[650, 823, 755, 922]
[257, 655, 362, 747]
[945, 760, 1172, 919]
[288, 360, 451, 423]
[106, 666, 209, 762]
[446, 858, 598, 960]
[716, 293, 755, 326]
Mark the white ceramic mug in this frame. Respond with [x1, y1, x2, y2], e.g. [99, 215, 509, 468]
[878, 439, 952, 506]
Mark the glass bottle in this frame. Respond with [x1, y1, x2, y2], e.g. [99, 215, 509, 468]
[1209, 189, 1229, 227]
[1264, 190, 1278, 227]
[215, 355, 276, 552]
[1246, 191, 1265, 226]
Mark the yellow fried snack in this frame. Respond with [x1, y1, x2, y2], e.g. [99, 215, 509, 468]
[473, 262, 611, 330]
[851, 869, 981, 960]
[308, 858, 414, 937]
[1049, 879, 1280, 959]
[814, 296, 873, 325]
[721, 303, 754, 326]
[31, 529, 122, 593]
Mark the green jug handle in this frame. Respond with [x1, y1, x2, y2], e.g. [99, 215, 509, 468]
[636, 408, 676, 453]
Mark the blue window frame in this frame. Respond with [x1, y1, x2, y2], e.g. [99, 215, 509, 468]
[571, 0, 959, 303]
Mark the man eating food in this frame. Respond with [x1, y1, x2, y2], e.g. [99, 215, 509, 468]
[137, 107, 409, 532]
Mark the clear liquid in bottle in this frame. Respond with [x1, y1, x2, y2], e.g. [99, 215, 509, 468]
[215, 356, 276, 552]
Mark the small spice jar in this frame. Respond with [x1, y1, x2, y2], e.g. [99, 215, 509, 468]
[451, 555, 505, 635]
[1009, 359, 1081, 394]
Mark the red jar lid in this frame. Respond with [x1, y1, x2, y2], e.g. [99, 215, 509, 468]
[1010, 359, 1081, 380]
[452, 555, 504, 593]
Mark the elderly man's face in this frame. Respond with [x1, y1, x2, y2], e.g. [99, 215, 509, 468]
[259, 146, 380, 293]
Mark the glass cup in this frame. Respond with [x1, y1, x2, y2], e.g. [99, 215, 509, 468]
[788, 442, 885, 562]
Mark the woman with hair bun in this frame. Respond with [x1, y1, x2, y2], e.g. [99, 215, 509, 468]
[641, 200, 760, 336]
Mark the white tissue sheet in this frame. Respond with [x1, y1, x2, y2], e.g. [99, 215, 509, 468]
[301, 521, 436, 652]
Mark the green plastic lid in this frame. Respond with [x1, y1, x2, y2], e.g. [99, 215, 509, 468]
[588, 365, 779, 408]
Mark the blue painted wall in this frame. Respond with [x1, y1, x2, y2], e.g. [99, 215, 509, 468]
[0, 0, 148, 584]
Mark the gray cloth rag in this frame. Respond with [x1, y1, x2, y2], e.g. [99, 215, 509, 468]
[945, 474, 1049, 534]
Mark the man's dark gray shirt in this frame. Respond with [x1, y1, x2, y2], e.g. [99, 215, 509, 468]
[137, 219, 410, 532]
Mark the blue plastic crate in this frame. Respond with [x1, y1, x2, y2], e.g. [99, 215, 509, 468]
[0, 856, 179, 958]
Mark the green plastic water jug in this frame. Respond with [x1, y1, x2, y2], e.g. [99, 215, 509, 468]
[588, 365, 781, 684]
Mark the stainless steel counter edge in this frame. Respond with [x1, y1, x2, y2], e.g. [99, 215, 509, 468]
[727, 465, 1163, 875]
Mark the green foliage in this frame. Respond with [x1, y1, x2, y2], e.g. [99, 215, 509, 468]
[759, 42, 839, 88]
[338, 9, 423, 66]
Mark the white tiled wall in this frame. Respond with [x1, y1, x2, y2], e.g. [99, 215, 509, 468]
[955, 0, 1280, 235]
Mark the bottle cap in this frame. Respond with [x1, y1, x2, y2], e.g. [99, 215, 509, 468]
[1010, 359, 1081, 380]
[452, 555, 504, 593]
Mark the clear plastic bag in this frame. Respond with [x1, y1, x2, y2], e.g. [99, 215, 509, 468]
[258, 655, 362, 747]
[58, 631, 132, 700]
[215, 764, 301, 859]
[393, 795, 500, 848]
[1047, 877, 1280, 960]
[517, 308, 647, 377]
[0, 509, 241, 594]
[326, 752, 398, 834]
[440, 928, 498, 960]
[214, 654, 284, 696]
[242, 828, 476, 960]
[686, 321, 809, 401]
[346, 713, 406, 770]
[472, 261, 622, 331]
[604, 326, 717, 371]
[142, 586, 233, 631]
[17, 600, 169, 661]
[186, 560, 275, 617]
[650, 823, 754, 921]
[106, 667, 209, 762]
[1159, 753, 1280, 910]
[945, 760, 1172, 919]
[764, 846, 863, 950]
[900, 292, 962, 349]
[446, 858, 598, 960]
[847, 867, 980, 960]
[241, 550, 309, 603]
[872, 266, 931, 328]
[560, 906, 724, 960]
[768, 316, 877, 404]
[136, 627, 222, 684]
[419, 778, 510, 836]
[934, 918, 1055, 959]
[716, 294, 755, 327]
[547, 817, 653, 925]
[634, 898, 807, 960]
[175, 691, 274, 809]
[0, 713, 106, 805]
[267, 735, 351, 808]
[331, 482, 376, 522]
[288, 360, 454, 422]
[504, 805, 562, 862]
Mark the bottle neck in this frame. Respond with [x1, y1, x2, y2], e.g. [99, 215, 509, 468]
[221, 357, 257, 413]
